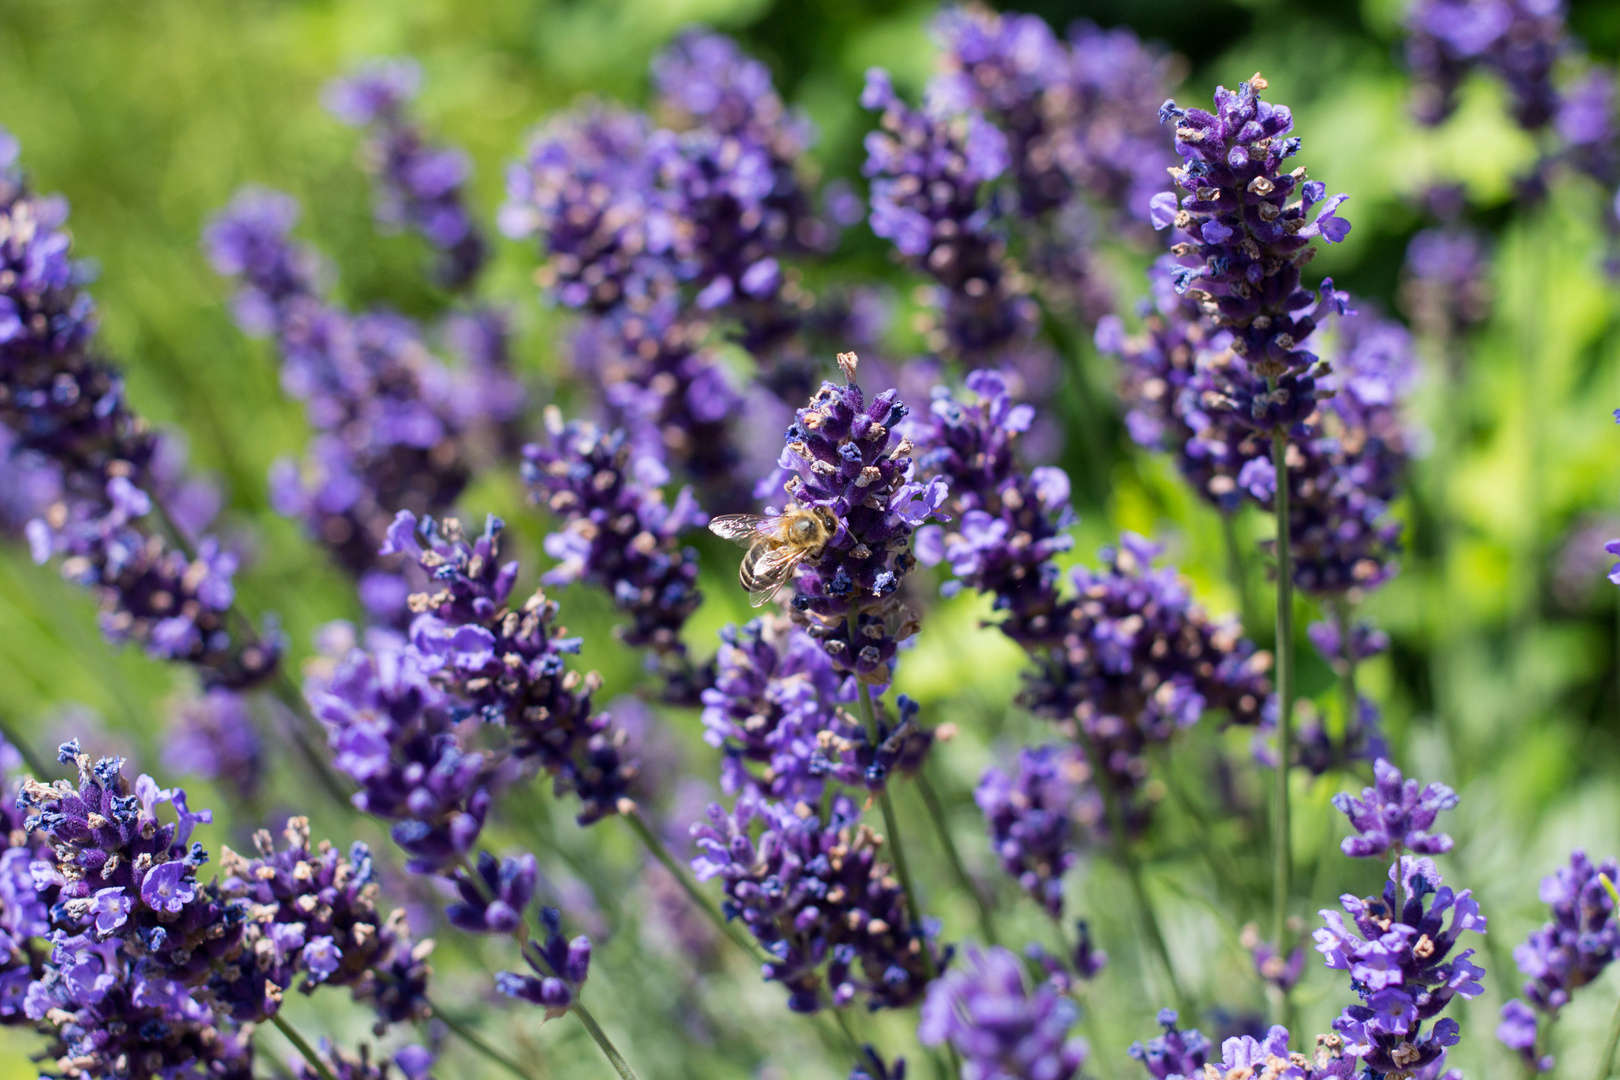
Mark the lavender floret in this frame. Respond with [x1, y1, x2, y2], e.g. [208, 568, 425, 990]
[1331, 758, 1458, 860]
[917, 944, 1087, 1079]
[324, 58, 488, 289]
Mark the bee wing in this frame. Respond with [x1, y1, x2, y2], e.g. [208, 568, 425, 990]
[708, 514, 772, 546]
[742, 544, 810, 607]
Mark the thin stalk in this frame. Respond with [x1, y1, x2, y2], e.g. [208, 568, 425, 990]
[568, 998, 640, 1080]
[915, 765, 999, 945]
[854, 682, 936, 979]
[0, 710, 54, 779]
[1596, 990, 1620, 1080]
[622, 809, 767, 964]
[1073, 727, 1191, 1017]
[1330, 596, 1360, 741]
[1268, 412, 1295, 956]
[269, 672, 356, 810]
[429, 999, 537, 1080]
[270, 1013, 339, 1080]
[1220, 511, 1257, 635]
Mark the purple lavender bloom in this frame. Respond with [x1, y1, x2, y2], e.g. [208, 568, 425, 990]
[495, 906, 591, 1019]
[911, 369, 1075, 647]
[1201, 1026, 1361, 1080]
[324, 58, 488, 289]
[0, 137, 278, 689]
[292, 1042, 439, 1080]
[1155, 76, 1351, 378]
[1498, 850, 1619, 1068]
[1241, 924, 1306, 994]
[917, 944, 1087, 1080]
[306, 629, 492, 872]
[861, 70, 1037, 361]
[1406, 0, 1567, 129]
[215, 817, 433, 1027]
[1401, 225, 1492, 341]
[383, 511, 635, 825]
[850, 1046, 907, 1080]
[1130, 1008, 1211, 1080]
[691, 789, 943, 1012]
[163, 688, 265, 801]
[1314, 856, 1487, 1078]
[522, 410, 706, 688]
[500, 106, 676, 316]
[447, 851, 536, 935]
[1498, 999, 1553, 1072]
[204, 188, 475, 592]
[1331, 759, 1458, 860]
[928, 5, 1074, 217]
[652, 29, 814, 164]
[768, 353, 949, 686]
[928, 6, 1181, 226]
[974, 743, 1098, 918]
[700, 616, 854, 798]
[1021, 534, 1271, 823]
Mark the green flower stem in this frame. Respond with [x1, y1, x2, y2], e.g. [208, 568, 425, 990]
[0, 709, 53, 779]
[621, 808, 768, 965]
[1220, 511, 1257, 635]
[1073, 727, 1191, 1017]
[1268, 409, 1295, 956]
[854, 681, 937, 979]
[1597, 990, 1620, 1080]
[916, 764, 1000, 945]
[429, 999, 537, 1080]
[1330, 595, 1359, 739]
[270, 1013, 339, 1080]
[567, 997, 640, 1080]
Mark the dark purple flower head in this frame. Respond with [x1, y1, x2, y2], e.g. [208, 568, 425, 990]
[215, 817, 433, 1029]
[385, 510, 635, 825]
[691, 789, 944, 1012]
[324, 58, 488, 290]
[861, 71, 1036, 361]
[912, 369, 1076, 648]
[1240, 924, 1306, 993]
[652, 29, 813, 161]
[205, 189, 475, 592]
[1508, 850, 1619, 1025]
[917, 944, 1086, 1080]
[163, 688, 265, 801]
[770, 354, 949, 686]
[850, 1046, 907, 1080]
[700, 616, 854, 798]
[1405, 0, 1566, 129]
[522, 410, 706, 681]
[975, 742, 1098, 918]
[928, 5, 1181, 226]
[17, 742, 236, 983]
[1154, 75, 1351, 378]
[1021, 534, 1270, 823]
[1498, 998, 1552, 1072]
[1130, 1008, 1212, 1080]
[495, 906, 591, 1019]
[291, 1041, 438, 1080]
[1314, 856, 1487, 1078]
[1331, 758, 1458, 860]
[500, 107, 675, 316]
[306, 629, 492, 872]
[447, 851, 536, 935]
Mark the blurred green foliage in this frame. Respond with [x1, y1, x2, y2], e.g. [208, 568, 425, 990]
[6, 0, 1620, 1077]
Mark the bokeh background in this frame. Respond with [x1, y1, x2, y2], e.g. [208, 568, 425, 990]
[4, 0, 1620, 1076]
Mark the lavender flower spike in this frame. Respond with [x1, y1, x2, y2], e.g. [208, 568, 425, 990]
[1129, 1009, 1211, 1080]
[1155, 74, 1351, 377]
[975, 742, 1097, 918]
[496, 906, 592, 1019]
[324, 58, 488, 289]
[1314, 856, 1487, 1079]
[1498, 850, 1620, 1071]
[917, 945, 1087, 1080]
[772, 352, 949, 685]
[1331, 758, 1458, 860]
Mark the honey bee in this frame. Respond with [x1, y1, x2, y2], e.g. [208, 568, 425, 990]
[708, 505, 836, 607]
